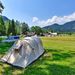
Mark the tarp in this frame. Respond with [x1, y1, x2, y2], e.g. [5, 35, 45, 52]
[1, 36, 44, 68]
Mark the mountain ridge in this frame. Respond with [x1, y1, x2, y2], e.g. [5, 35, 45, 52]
[0, 15, 9, 21]
[43, 21, 75, 32]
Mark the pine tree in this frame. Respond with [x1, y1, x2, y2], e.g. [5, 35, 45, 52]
[16, 20, 21, 35]
[11, 19, 16, 35]
[7, 19, 17, 36]
[22, 22, 29, 35]
[0, 16, 6, 35]
[7, 20, 12, 35]
[0, 1, 4, 14]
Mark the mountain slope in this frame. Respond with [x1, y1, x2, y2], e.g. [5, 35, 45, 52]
[43, 21, 75, 32]
[0, 15, 9, 21]
[2, 16, 9, 21]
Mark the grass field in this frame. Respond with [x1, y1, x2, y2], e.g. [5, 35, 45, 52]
[0, 36, 75, 75]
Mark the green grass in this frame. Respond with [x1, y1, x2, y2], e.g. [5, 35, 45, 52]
[0, 36, 75, 75]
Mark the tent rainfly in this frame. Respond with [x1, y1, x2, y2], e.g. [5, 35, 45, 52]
[1, 36, 44, 68]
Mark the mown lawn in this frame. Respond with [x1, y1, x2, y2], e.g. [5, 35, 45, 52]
[0, 36, 75, 75]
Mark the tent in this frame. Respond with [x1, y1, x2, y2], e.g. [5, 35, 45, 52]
[1, 36, 44, 68]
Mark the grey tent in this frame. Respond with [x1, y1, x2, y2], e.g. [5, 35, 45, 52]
[1, 36, 44, 68]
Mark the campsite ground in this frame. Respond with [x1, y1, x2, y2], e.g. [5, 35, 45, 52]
[0, 36, 75, 75]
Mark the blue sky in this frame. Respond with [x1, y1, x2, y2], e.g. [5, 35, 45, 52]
[1, 0, 75, 27]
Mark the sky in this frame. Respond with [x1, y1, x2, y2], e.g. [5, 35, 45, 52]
[1, 0, 75, 27]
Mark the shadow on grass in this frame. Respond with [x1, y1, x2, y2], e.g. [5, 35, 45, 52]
[0, 48, 75, 75]
[1, 61, 75, 75]
[23, 63, 75, 75]
[0, 42, 14, 54]
[48, 64, 75, 75]
[44, 48, 75, 61]
[0, 63, 23, 75]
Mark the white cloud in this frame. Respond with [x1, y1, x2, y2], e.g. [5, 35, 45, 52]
[32, 12, 75, 27]
[32, 17, 39, 22]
